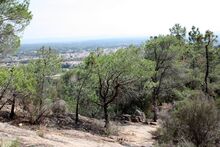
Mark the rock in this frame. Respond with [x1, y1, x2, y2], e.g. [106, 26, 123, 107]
[121, 110, 146, 123]
[134, 109, 146, 123]
[141, 112, 146, 123]
[131, 116, 139, 122]
[134, 109, 142, 116]
[122, 114, 131, 122]
[149, 122, 157, 125]
[52, 99, 67, 115]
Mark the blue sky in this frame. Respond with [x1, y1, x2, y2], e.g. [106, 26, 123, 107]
[21, 0, 220, 43]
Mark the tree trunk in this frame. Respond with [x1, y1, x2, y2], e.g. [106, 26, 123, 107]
[204, 45, 209, 94]
[152, 88, 157, 122]
[39, 77, 45, 108]
[75, 96, 79, 125]
[10, 94, 16, 119]
[75, 72, 90, 125]
[104, 103, 109, 128]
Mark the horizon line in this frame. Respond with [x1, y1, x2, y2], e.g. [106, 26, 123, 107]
[21, 36, 149, 45]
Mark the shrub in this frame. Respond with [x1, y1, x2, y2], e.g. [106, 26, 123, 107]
[51, 99, 67, 115]
[159, 98, 220, 147]
[25, 100, 52, 124]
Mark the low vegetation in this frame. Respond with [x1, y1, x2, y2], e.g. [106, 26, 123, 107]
[158, 97, 220, 146]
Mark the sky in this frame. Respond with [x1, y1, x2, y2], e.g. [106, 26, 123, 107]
[21, 0, 220, 44]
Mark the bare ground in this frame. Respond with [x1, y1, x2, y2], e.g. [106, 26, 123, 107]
[0, 121, 158, 147]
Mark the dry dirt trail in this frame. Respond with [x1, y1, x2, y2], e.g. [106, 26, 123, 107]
[0, 122, 158, 147]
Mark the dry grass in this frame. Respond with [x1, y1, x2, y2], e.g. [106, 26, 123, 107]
[0, 139, 20, 147]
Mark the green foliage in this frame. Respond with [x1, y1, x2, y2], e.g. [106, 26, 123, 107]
[87, 47, 154, 127]
[0, 0, 32, 53]
[60, 57, 99, 117]
[159, 98, 220, 147]
[144, 35, 186, 121]
[0, 22, 220, 146]
[144, 35, 184, 96]
[169, 23, 187, 41]
[60, 46, 155, 125]
[20, 47, 62, 124]
[58, 25, 220, 126]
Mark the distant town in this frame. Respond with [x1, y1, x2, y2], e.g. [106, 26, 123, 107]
[0, 47, 121, 68]
[0, 38, 145, 68]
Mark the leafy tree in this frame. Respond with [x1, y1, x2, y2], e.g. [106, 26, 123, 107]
[188, 27, 217, 95]
[203, 31, 217, 94]
[88, 48, 153, 128]
[169, 24, 186, 41]
[61, 54, 95, 124]
[0, 0, 32, 117]
[24, 47, 61, 124]
[0, 66, 35, 119]
[8, 66, 35, 119]
[144, 35, 182, 122]
[73, 54, 97, 124]
[61, 67, 99, 120]
[0, 0, 32, 53]
[0, 67, 13, 103]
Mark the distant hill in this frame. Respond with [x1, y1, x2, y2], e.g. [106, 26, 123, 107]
[20, 37, 147, 53]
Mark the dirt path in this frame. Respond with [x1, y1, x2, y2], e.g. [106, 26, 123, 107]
[0, 122, 158, 147]
[119, 123, 158, 147]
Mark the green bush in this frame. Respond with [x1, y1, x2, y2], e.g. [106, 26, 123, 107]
[159, 98, 220, 147]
